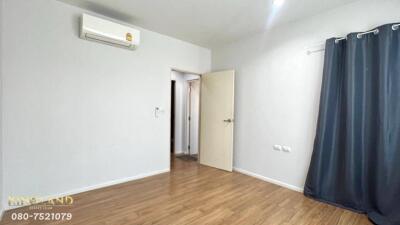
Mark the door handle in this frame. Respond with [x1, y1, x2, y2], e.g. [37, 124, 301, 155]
[223, 119, 234, 123]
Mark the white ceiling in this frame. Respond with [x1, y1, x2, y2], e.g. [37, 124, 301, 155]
[60, 0, 360, 48]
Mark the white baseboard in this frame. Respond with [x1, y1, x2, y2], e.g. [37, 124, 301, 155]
[233, 167, 303, 193]
[174, 153, 198, 156]
[4, 168, 170, 211]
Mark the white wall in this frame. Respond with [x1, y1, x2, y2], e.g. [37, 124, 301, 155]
[2, 0, 210, 209]
[212, 0, 400, 190]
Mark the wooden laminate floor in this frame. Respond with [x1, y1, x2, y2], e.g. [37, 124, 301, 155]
[1, 157, 371, 225]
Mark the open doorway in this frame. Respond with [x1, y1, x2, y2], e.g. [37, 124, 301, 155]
[170, 70, 201, 164]
[170, 80, 176, 154]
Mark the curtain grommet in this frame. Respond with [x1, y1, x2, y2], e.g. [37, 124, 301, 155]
[357, 29, 379, 39]
[335, 37, 346, 44]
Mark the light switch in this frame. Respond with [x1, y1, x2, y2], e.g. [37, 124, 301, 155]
[155, 107, 165, 118]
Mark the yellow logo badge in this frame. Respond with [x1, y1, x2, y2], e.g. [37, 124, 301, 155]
[126, 33, 133, 42]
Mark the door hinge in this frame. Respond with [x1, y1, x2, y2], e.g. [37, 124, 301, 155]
[188, 116, 191, 121]
[188, 145, 191, 150]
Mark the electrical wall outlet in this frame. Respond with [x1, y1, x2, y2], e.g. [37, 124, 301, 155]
[282, 146, 292, 153]
[273, 145, 282, 151]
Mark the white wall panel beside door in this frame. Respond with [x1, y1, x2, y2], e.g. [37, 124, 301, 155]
[187, 79, 200, 155]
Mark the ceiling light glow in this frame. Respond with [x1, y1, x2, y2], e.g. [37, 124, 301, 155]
[273, 0, 285, 7]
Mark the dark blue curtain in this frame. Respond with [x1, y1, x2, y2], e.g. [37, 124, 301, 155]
[304, 23, 400, 225]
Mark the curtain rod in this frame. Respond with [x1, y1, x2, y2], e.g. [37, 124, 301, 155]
[356, 29, 379, 39]
[334, 23, 400, 44]
[334, 37, 346, 44]
[308, 23, 400, 55]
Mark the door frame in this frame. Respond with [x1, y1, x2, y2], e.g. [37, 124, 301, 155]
[169, 68, 202, 168]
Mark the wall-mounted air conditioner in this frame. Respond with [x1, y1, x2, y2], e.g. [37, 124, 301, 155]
[80, 14, 140, 50]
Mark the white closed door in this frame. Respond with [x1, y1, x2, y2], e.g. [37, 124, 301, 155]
[200, 70, 235, 171]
